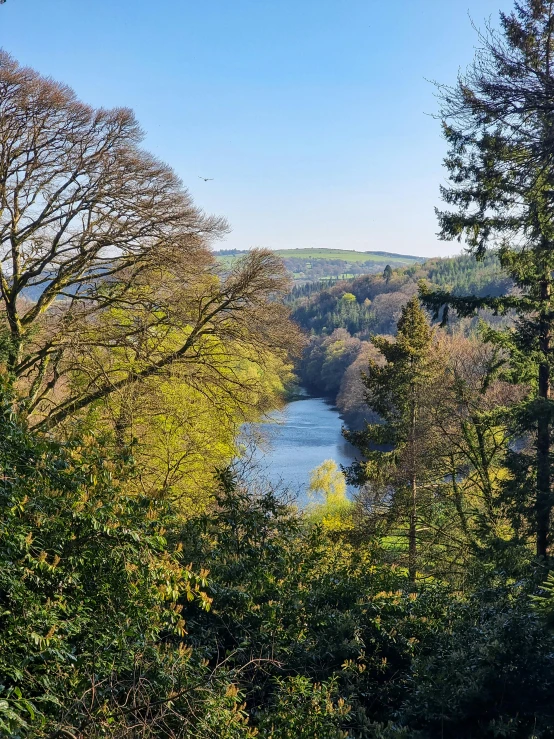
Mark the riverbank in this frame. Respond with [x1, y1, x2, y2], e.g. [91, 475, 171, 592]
[247, 394, 359, 505]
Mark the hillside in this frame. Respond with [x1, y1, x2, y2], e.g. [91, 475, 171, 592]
[290, 251, 508, 337]
[290, 251, 512, 427]
[216, 247, 424, 282]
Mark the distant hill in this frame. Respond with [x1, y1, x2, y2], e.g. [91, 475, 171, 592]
[270, 248, 423, 264]
[216, 248, 424, 283]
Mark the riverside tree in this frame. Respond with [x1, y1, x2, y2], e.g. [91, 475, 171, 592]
[344, 297, 441, 581]
[0, 52, 300, 433]
[421, 0, 554, 558]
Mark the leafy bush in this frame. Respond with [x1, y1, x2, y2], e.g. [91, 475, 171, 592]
[399, 586, 554, 738]
[178, 474, 452, 736]
[0, 403, 246, 737]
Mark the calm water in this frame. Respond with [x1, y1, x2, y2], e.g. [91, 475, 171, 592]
[246, 396, 359, 505]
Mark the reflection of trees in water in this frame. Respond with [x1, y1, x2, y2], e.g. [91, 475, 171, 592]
[241, 398, 359, 506]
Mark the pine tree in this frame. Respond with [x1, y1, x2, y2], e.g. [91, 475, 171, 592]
[344, 297, 439, 581]
[421, 0, 554, 558]
[383, 265, 393, 284]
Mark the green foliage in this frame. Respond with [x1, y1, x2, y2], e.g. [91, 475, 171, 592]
[307, 460, 353, 532]
[177, 473, 455, 735]
[345, 298, 440, 579]
[0, 400, 248, 737]
[346, 297, 434, 452]
[0, 408, 552, 737]
[255, 676, 350, 738]
[422, 0, 554, 558]
[292, 252, 509, 342]
[173, 473, 554, 737]
[309, 458, 347, 499]
[400, 586, 554, 738]
[292, 252, 512, 413]
[5, 7, 554, 736]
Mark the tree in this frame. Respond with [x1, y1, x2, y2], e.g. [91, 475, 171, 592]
[426, 333, 523, 574]
[308, 460, 352, 532]
[383, 264, 393, 284]
[93, 341, 293, 510]
[34, 248, 299, 429]
[309, 459, 347, 500]
[420, 0, 554, 558]
[0, 395, 254, 737]
[345, 297, 440, 581]
[0, 53, 300, 431]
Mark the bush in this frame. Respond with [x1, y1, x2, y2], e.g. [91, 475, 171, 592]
[0, 404, 247, 737]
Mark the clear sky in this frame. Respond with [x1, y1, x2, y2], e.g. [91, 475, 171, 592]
[1, 0, 514, 257]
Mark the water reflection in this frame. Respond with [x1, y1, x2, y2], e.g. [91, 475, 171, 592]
[244, 396, 359, 505]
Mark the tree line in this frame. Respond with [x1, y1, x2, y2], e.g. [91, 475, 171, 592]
[3, 1, 554, 736]
[292, 251, 512, 428]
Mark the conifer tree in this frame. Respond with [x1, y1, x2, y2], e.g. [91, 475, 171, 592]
[421, 0, 554, 558]
[344, 297, 439, 580]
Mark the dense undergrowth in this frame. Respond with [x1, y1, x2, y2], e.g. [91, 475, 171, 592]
[2, 405, 554, 736]
[4, 1, 554, 735]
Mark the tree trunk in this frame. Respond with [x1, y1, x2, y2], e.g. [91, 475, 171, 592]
[408, 382, 417, 582]
[5, 295, 23, 376]
[537, 277, 551, 559]
[409, 473, 417, 582]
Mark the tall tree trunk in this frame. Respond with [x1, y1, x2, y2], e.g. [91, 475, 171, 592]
[537, 277, 551, 559]
[409, 473, 417, 582]
[408, 384, 417, 582]
[5, 296, 23, 376]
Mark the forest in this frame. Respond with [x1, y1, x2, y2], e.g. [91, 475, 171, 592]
[4, 1, 554, 737]
[293, 252, 512, 428]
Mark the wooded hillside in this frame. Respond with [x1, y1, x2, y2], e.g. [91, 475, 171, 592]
[290, 251, 511, 427]
[3, 2, 554, 737]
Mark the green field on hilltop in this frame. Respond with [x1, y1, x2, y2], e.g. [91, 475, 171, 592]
[272, 248, 423, 263]
[216, 248, 425, 283]
[217, 248, 423, 265]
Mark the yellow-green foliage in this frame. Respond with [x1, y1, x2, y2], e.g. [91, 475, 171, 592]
[307, 459, 353, 531]
[125, 349, 293, 513]
[67, 295, 294, 514]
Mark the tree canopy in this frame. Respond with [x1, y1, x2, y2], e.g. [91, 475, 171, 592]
[421, 0, 554, 557]
[0, 52, 300, 438]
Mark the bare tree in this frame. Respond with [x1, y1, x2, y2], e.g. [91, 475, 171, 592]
[0, 52, 300, 429]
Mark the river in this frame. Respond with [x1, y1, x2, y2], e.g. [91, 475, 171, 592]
[245, 395, 359, 505]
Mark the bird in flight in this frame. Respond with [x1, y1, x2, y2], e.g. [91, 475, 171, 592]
[198, 176, 214, 181]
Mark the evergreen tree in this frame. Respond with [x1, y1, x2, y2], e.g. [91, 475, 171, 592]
[344, 297, 439, 580]
[383, 264, 393, 284]
[421, 0, 554, 558]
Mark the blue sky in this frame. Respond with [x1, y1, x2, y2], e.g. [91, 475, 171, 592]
[1, 0, 514, 257]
